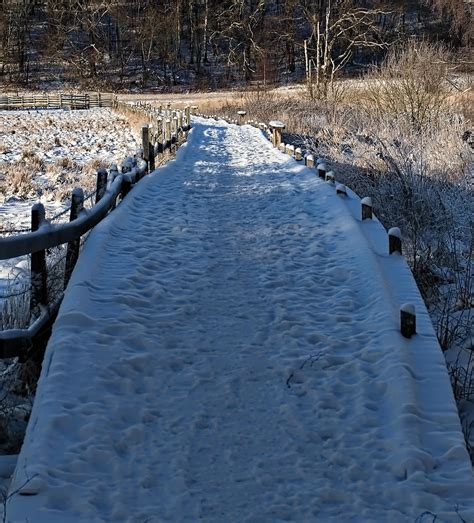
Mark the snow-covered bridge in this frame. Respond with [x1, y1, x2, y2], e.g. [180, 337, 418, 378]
[6, 118, 473, 522]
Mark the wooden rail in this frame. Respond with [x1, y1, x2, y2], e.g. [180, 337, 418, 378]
[0, 92, 116, 111]
[0, 105, 192, 358]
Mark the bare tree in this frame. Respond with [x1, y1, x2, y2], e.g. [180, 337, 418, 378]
[300, 0, 390, 98]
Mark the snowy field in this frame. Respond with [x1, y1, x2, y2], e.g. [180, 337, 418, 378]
[0, 108, 139, 231]
[5, 118, 474, 522]
[0, 108, 139, 315]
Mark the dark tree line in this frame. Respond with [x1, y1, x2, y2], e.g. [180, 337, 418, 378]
[0, 0, 471, 89]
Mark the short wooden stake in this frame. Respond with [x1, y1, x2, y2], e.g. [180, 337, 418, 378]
[279, 143, 286, 153]
[400, 304, 416, 338]
[361, 197, 373, 220]
[317, 163, 326, 179]
[237, 110, 247, 125]
[389, 227, 402, 255]
[336, 183, 346, 195]
[95, 168, 108, 204]
[295, 148, 302, 161]
[305, 154, 315, 168]
[326, 172, 335, 184]
[64, 188, 84, 288]
[30, 204, 48, 317]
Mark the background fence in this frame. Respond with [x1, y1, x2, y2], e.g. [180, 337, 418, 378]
[0, 92, 116, 110]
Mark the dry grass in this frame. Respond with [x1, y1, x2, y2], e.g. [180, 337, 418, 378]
[1, 162, 39, 199]
[0, 108, 139, 218]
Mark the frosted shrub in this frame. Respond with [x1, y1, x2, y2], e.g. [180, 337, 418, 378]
[362, 41, 452, 132]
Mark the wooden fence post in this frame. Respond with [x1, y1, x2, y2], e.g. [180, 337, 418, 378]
[400, 304, 416, 338]
[336, 183, 347, 195]
[64, 188, 84, 288]
[142, 125, 150, 173]
[149, 139, 155, 172]
[156, 119, 164, 153]
[389, 227, 402, 255]
[30, 204, 48, 317]
[173, 116, 178, 143]
[237, 110, 247, 125]
[305, 154, 315, 167]
[269, 121, 285, 148]
[361, 197, 373, 220]
[165, 119, 171, 147]
[185, 106, 191, 126]
[317, 163, 326, 178]
[295, 147, 303, 161]
[96, 168, 108, 204]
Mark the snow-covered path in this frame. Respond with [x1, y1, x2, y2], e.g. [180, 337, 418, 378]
[7, 119, 473, 522]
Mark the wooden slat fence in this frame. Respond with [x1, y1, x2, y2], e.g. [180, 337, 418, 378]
[0, 92, 116, 111]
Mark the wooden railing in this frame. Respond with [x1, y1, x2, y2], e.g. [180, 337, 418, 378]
[0, 92, 117, 110]
[0, 104, 192, 358]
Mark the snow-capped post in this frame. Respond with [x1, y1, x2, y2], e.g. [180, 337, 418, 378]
[295, 147, 303, 161]
[388, 227, 402, 255]
[305, 154, 315, 168]
[165, 119, 172, 149]
[30, 203, 48, 317]
[269, 120, 285, 148]
[149, 141, 155, 172]
[237, 110, 247, 125]
[142, 125, 150, 172]
[95, 168, 108, 204]
[326, 171, 335, 184]
[400, 304, 416, 338]
[317, 163, 326, 179]
[279, 143, 286, 153]
[64, 188, 84, 288]
[286, 144, 295, 156]
[173, 116, 179, 145]
[336, 183, 347, 195]
[361, 197, 373, 220]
